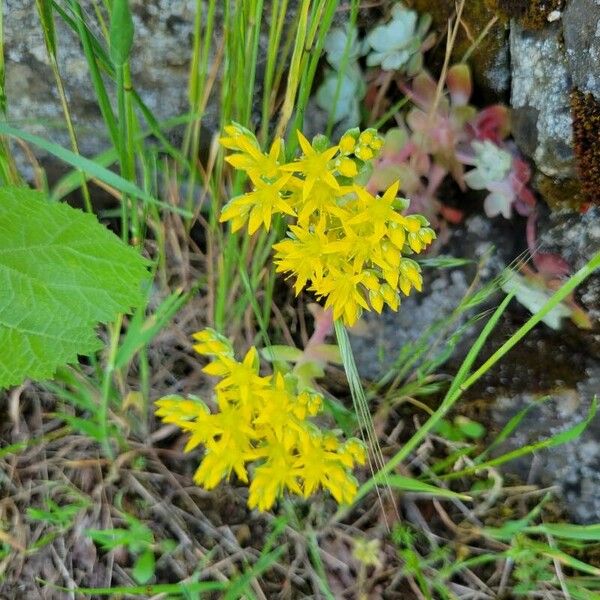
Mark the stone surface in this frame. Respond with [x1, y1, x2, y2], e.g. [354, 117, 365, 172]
[492, 366, 600, 523]
[3, 0, 204, 178]
[563, 0, 600, 97]
[508, 0, 600, 202]
[537, 207, 600, 333]
[509, 22, 574, 178]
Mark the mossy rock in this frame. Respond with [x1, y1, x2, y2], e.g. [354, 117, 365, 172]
[535, 174, 586, 212]
[404, 0, 510, 103]
[487, 0, 564, 30]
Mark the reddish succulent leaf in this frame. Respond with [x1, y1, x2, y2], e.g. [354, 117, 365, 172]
[446, 63, 472, 107]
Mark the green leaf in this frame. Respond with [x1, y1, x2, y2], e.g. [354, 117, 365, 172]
[0, 187, 150, 388]
[35, 0, 57, 57]
[454, 416, 485, 440]
[261, 345, 305, 363]
[387, 475, 471, 500]
[524, 522, 600, 541]
[0, 122, 193, 217]
[110, 0, 135, 66]
[132, 549, 155, 584]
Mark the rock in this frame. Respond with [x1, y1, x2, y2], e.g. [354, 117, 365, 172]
[491, 366, 600, 523]
[349, 268, 471, 381]
[562, 0, 600, 97]
[406, 0, 511, 103]
[509, 22, 574, 178]
[3, 0, 207, 180]
[508, 0, 600, 205]
[537, 207, 600, 335]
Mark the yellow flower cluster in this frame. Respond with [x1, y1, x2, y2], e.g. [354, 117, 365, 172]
[220, 124, 436, 326]
[155, 329, 366, 511]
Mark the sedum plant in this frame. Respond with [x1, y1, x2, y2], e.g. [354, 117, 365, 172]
[156, 123, 436, 510]
[220, 124, 436, 325]
[316, 25, 366, 128]
[365, 3, 433, 75]
[156, 329, 366, 511]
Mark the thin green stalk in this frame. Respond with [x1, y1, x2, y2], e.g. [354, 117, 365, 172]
[259, 0, 289, 144]
[325, 0, 359, 138]
[115, 65, 129, 240]
[100, 313, 123, 459]
[123, 63, 139, 243]
[372, 96, 410, 129]
[334, 320, 395, 515]
[0, 0, 20, 185]
[35, 0, 92, 211]
[183, 0, 216, 215]
[306, 532, 336, 600]
[243, 0, 264, 126]
[68, 0, 118, 147]
[275, 0, 310, 139]
[288, 0, 339, 152]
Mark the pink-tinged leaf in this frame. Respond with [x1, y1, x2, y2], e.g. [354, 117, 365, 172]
[406, 107, 429, 134]
[511, 156, 536, 214]
[421, 32, 436, 52]
[447, 63, 472, 107]
[533, 252, 571, 279]
[307, 343, 342, 365]
[448, 158, 466, 190]
[369, 164, 405, 191]
[410, 71, 437, 108]
[412, 149, 432, 177]
[470, 105, 510, 143]
[382, 128, 409, 156]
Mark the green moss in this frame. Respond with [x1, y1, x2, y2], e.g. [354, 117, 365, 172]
[536, 174, 585, 212]
[570, 89, 600, 206]
[486, 0, 564, 30]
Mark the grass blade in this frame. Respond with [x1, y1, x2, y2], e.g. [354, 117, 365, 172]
[0, 122, 192, 217]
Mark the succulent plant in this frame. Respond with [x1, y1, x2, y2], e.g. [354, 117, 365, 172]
[316, 67, 365, 128]
[367, 62, 535, 225]
[464, 140, 512, 190]
[464, 140, 535, 219]
[316, 26, 366, 128]
[323, 25, 364, 70]
[366, 3, 432, 74]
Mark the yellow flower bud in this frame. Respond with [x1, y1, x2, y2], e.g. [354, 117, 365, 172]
[355, 145, 374, 161]
[337, 157, 358, 177]
[339, 133, 357, 154]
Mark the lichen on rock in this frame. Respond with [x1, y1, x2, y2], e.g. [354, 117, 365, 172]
[510, 23, 573, 179]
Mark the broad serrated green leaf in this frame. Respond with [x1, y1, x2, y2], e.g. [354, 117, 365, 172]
[0, 187, 150, 388]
